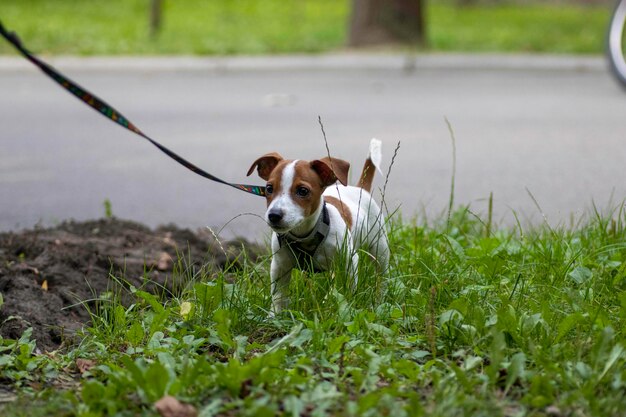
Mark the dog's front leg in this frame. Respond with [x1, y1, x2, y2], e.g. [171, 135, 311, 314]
[270, 238, 294, 315]
[270, 258, 292, 314]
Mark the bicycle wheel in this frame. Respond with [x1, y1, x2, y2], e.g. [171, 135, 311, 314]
[608, 0, 626, 88]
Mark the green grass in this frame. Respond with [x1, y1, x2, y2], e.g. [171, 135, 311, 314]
[2, 204, 626, 416]
[0, 1, 611, 55]
[0, 0, 346, 55]
[429, 4, 611, 54]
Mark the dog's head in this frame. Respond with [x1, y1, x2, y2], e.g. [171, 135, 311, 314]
[247, 153, 349, 233]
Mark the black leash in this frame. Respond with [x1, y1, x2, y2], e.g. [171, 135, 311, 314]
[0, 21, 266, 197]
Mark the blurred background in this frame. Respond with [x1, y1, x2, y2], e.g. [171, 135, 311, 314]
[2, 0, 625, 241]
[0, 0, 613, 55]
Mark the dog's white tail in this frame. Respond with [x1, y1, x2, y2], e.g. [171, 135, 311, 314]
[369, 138, 383, 175]
[358, 138, 383, 192]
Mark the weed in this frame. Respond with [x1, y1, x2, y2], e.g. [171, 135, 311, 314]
[103, 199, 113, 219]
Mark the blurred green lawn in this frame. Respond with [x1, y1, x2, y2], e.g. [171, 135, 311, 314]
[0, 0, 611, 55]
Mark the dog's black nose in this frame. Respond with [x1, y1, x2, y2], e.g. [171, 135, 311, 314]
[268, 210, 283, 225]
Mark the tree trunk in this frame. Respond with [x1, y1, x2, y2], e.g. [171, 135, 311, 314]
[349, 0, 426, 47]
[150, 0, 163, 38]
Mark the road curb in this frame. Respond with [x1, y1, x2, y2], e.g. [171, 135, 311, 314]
[0, 53, 607, 73]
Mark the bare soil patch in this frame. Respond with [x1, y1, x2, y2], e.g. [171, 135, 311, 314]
[0, 218, 262, 351]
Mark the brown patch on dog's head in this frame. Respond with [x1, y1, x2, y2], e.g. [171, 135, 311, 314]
[247, 152, 284, 181]
[288, 161, 328, 217]
[262, 159, 295, 207]
[310, 157, 349, 187]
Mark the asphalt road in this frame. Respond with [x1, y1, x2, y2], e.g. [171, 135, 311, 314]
[1, 54, 625, 241]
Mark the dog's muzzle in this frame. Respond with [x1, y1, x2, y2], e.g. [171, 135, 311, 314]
[267, 209, 284, 227]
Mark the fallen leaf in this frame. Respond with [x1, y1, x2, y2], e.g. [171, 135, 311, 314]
[41, 280, 48, 291]
[76, 358, 96, 374]
[28, 381, 42, 390]
[155, 396, 197, 417]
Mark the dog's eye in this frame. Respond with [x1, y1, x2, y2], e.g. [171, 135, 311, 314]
[266, 184, 273, 194]
[295, 186, 309, 197]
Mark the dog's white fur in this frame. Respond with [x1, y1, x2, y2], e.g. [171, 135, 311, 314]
[248, 139, 389, 313]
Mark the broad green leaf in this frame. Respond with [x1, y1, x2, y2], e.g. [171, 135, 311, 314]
[81, 380, 105, 405]
[463, 355, 483, 371]
[449, 362, 473, 390]
[147, 331, 165, 350]
[555, 312, 584, 343]
[113, 305, 126, 330]
[213, 309, 233, 349]
[283, 395, 305, 417]
[120, 356, 146, 392]
[289, 328, 313, 349]
[505, 352, 526, 393]
[443, 235, 466, 262]
[194, 282, 223, 317]
[148, 309, 170, 336]
[0, 355, 13, 367]
[575, 361, 592, 379]
[569, 266, 592, 284]
[598, 344, 625, 382]
[135, 290, 165, 314]
[126, 321, 144, 346]
[327, 335, 350, 356]
[439, 309, 463, 326]
[406, 350, 430, 361]
[365, 321, 393, 337]
[198, 399, 222, 417]
[487, 329, 506, 383]
[144, 360, 171, 401]
[266, 323, 303, 354]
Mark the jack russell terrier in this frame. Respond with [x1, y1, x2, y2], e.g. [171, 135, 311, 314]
[247, 139, 389, 313]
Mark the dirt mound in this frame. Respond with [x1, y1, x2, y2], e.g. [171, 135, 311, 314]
[0, 218, 262, 352]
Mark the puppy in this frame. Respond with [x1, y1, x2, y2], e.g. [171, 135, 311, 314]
[247, 139, 389, 313]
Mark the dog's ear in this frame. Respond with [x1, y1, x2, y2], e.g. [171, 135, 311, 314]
[310, 157, 350, 187]
[247, 152, 283, 180]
